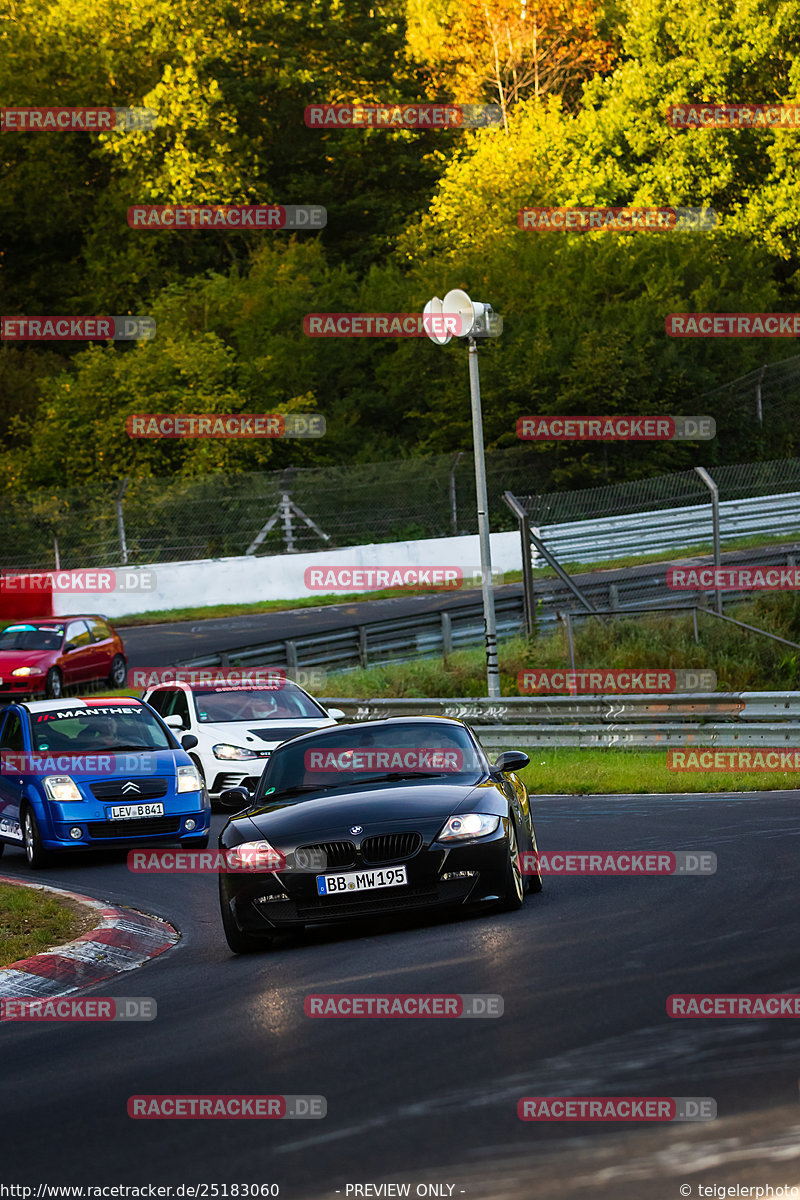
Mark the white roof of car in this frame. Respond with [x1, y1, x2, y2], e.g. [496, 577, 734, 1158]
[19, 697, 143, 713]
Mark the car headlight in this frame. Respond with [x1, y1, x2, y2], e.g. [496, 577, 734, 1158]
[11, 667, 43, 677]
[437, 813, 501, 841]
[177, 764, 203, 792]
[212, 743, 261, 760]
[225, 840, 285, 871]
[44, 775, 83, 802]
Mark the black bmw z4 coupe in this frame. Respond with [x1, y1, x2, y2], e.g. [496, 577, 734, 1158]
[217, 715, 542, 953]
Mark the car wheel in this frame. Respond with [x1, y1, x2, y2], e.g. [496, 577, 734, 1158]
[219, 880, 275, 954]
[23, 807, 52, 870]
[45, 667, 63, 699]
[107, 654, 127, 688]
[497, 818, 525, 912]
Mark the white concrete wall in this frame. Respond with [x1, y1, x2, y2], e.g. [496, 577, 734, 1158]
[52, 530, 528, 619]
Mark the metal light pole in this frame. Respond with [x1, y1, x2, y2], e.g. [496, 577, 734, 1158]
[467, 338, 500, 696]
[423, 290, 503, 697]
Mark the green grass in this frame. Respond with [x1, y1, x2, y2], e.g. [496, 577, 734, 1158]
[510, 746, 799, 794]
[0, 882, 92, 966]
[317, 596, 800, 697]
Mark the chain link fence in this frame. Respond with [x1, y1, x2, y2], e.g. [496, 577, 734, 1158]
[7, 451, 800, 573]
[7, 348, 800, 572]
[519, 458, 800, 528]
[0, 447, 546, 570]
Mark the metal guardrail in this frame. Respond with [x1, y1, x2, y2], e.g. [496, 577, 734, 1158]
[176, 595, 527, 674]
[319, 693, 800, 748]
[530, 546, 800, 628]
[536, 491, 800, 565]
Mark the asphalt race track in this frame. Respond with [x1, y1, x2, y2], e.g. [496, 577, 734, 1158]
[119, 587, 524, 669]
[2, 789, 799, 1198]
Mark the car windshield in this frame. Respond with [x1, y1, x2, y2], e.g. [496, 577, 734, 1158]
[193, 685, 328, 723]
[29, 702, 173, 752]
[257, 721, 485, 799]
[0, 625, 63, 651]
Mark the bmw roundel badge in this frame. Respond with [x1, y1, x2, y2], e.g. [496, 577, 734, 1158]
[350, 825, 363, 835]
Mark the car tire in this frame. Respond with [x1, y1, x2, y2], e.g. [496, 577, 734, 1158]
[219, 880, 275, 954]
[107, 654, 126, 688]
[497, 818, 525, 912]
[525, 836, 543, 894]
[45, 667, 63, 699]
[0, 840, 5, 857]
[22, 807, 52, 870]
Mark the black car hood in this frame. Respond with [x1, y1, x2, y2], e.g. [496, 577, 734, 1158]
[233, 778, 504, 841]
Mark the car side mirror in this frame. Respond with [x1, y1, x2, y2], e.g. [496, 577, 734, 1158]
[492, 750, 530, 774]
[64, 642, 76, 653]
[165, 714, 185, 730]
[219, 785, 251, 810]
[326, 708, 346, 720]
[181, 734, 198, 751]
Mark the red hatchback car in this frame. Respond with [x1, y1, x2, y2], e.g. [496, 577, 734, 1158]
[0, 616, 127, 699]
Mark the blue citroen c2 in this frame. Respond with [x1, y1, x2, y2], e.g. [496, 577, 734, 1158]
[0, 696, 211, 868]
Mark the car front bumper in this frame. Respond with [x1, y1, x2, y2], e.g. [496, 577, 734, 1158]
[220, 827, 511, 933]
[36, 793, 211, 849]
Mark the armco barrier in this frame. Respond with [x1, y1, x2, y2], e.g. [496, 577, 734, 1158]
[538, 491, 800, 565]
[174, 595, 528, 674]
[317, 693, 800, 749]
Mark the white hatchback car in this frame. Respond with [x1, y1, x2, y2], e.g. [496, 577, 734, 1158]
[142, 680, 344, 800]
